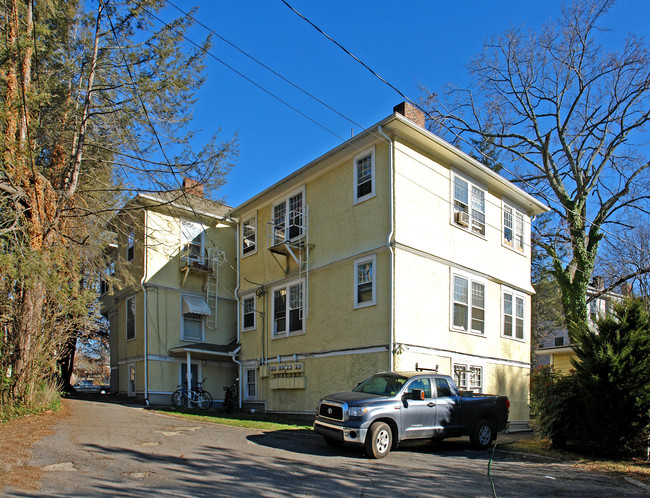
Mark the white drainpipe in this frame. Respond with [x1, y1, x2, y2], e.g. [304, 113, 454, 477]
[227, 215, 242, 408]
[141, 209, 149, 406]
[378, 125, 395, 371]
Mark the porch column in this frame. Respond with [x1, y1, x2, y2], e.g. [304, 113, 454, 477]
[186, 351, 192, 408]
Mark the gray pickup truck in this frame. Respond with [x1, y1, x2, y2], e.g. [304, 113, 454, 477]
[313, 370, 510, 458]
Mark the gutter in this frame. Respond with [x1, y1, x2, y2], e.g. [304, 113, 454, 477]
[378, 125, 395, 372]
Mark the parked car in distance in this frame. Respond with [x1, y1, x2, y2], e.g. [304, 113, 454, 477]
[314, 370, 510, 458]
[73, 380, 110, 395]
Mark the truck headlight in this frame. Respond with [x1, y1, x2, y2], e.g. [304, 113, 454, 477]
[348, 407, 367, 417]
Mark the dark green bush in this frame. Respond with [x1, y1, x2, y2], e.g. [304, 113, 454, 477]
[530, 365, 584, 448]
[572, 299, 650, 457]
[531, 299, 650, 457]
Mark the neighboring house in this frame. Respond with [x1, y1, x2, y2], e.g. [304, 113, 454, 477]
[535, 276, 623, 373]
[100, 180, 239, 405]
[229, 102, 548, 427]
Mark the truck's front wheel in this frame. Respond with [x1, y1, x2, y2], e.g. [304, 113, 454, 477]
[365, 422, 392, 459]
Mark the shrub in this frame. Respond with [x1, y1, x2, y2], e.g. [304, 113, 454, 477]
[530, 365, 584, 448]
[572, 299, 650, 457]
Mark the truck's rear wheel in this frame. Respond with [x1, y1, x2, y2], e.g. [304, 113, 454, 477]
[365, 422, 392, 459]
[470, 419, 494, 450]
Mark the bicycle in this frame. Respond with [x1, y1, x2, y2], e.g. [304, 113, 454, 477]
[223, 378, 238, 413]
[171, 378, 213, 410]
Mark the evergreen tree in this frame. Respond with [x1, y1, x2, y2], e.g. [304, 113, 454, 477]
[572, 299, 650, 456]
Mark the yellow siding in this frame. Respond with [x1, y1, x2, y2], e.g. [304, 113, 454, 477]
[552, 352, 577, 374]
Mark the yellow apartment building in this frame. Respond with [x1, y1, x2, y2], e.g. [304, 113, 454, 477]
[230, 103, 548, 426]
[101, 181, 238, 405]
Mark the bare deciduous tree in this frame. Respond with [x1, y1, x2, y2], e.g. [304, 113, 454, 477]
[422, 0, 650, 336]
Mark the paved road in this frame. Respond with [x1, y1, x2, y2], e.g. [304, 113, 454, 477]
[7, 398, 647, 497]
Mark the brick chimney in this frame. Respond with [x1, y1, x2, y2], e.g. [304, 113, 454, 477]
[393, 101, 425, 128]
[182, 178, 204, 197]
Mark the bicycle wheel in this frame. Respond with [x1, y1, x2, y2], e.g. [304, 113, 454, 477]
[196, 392, 212, 410]
[172, 390, 187, 408]
[201, 390, 213, 408]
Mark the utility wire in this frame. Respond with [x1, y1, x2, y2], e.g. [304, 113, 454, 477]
[164, 0, 365, 132]
[148, 3, 539, 253]
[280, 0, 650, 275]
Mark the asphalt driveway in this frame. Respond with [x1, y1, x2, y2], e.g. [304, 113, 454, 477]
[5, 398, 648, 497]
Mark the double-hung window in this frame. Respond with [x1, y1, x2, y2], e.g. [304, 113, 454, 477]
[502, 288, 525, 339]
[454, 364, 483, 393]
[503, 202, 525, 252]
[126, 295, 136, 340]
[273, 191, 304, 244]
[354, 147, 375, 203]
[181, 295, 210, 341]
[242, 215, 257, 256]
[245, 367, 257, 400]
[242, 294, 256, 331]
[180, 219, 205, 265]
[453, 175, 485, 236]
[272, 281, 304, 337]
[127, 229, 135, 261]
[452, 274, 485, 334]
[354, 255, 376, 308]
[100, 261, 115, 295]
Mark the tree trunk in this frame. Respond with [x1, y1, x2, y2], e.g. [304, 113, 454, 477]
[57, 332, 78, 393]
[12, 279, 45, 401]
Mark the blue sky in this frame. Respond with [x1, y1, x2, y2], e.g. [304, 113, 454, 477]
[155, 1, 650, 207]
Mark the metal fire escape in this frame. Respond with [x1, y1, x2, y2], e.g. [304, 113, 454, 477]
[180, 238, 225, 329]
[267, 205, 311, 319]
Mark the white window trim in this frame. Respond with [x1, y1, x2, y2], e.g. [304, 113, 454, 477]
[241, 293, 257, 332]
[450, 171, 487, 238]
[502, 286, 526, 341]
[502, 199, 526, 254]
[271, 187, 306, 245]
[180, 219, 206, 265]
[126, 295, 136, 341]
[180, 294, 206, 342]
[128, 363, 136, 396]
[354, 254, 377, 309]
[453, 363, 483, 393]
[241, 213, 257, 257]
[353, 146, 376, 205]
[244, 362, 257, 400]
[271, 278, 306, 339]
[450, 270, 487, 336]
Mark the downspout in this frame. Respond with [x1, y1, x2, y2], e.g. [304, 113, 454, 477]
[233, 218, 241, 343]
[228, 215, 243, 408]
[141, 209, 149, 406]
[378, 125, 395, 371]
[231, 346, 242, 409]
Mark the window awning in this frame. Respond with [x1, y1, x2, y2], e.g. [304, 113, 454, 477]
[182, 295, 211, 316]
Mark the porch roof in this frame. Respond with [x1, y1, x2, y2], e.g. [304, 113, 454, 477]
[169, 339, 239, 361]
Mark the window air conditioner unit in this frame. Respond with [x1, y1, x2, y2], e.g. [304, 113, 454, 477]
[455, 211, 470, 227]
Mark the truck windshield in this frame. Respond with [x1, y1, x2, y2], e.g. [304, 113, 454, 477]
[353, 374, 408, 396]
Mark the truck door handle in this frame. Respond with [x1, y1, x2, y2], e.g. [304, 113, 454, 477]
[427, 402, 436, 407]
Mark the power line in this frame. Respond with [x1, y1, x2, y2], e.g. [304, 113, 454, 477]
[279, 0, 650, 273]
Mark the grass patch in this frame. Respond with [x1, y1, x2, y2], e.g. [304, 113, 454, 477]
[0, 384, 63, 423]
[152, 407, 314, 432]
[507, 435, 650, 486]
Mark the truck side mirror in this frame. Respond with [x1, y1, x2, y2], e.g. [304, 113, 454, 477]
[410, 389, 425, 400]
